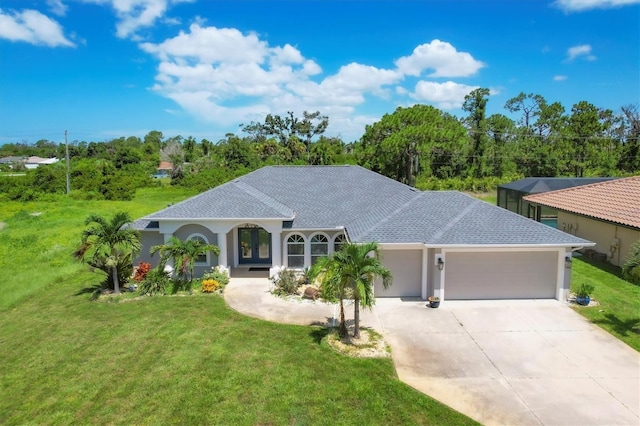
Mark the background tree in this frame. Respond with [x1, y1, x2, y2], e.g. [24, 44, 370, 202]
[356, 105, 467, 186]
[462, 88, 491, 178]
[74, 212, 141, 294]
[618, 104, 640, 172]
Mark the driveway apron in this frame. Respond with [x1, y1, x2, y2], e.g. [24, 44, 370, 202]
[374, 298, 640, 426]
[225, 279, 640, 426]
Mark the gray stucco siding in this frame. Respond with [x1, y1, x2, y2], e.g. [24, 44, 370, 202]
[136, 231, 164, 267]
[376, 249, 422, 297]
[444, 251, 558, 300]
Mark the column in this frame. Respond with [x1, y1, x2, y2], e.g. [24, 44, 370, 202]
[217, 232, 228, 269]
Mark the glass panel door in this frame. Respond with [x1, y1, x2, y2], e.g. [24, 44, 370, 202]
[239, 229, 253, 261]
[257, 229, 270, 260]
[238, 228, 272, 264]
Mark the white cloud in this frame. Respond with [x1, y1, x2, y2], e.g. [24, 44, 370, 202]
[47, 0, 68, 16]
[553, 0, 640, 11]
[411, 81, 480, 109]
[566, 44, 596, 61]
[554, 75, 568, 81]
[0, 8, 75, 47]
[395, 39, 485, 77]
[141, 25, 487, 140]
[80, 0, 194, 39]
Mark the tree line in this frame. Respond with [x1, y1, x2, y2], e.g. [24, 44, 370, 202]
[1, 92, 638, 202]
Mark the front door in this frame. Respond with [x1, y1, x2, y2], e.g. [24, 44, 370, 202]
[238, 228, 271, 264]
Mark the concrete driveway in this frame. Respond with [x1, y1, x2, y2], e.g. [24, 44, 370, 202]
[374, 298, 640, 426]
[225, 278, 640, 425]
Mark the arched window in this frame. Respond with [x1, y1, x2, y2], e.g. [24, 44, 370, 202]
[287, 234, 305, 268]
[311, 234, 329, 265]
[187, 234, 208, 264]
[333, 234, 346, 253]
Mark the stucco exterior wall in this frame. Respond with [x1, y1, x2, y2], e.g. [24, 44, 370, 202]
[558, 212, 640, 267]
[375, 249, 422, 297]
[136, 231, 164, 267]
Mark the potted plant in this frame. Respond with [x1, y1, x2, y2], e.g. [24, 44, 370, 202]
[575, 283, 594, 306]
[427, 296, 440, 308]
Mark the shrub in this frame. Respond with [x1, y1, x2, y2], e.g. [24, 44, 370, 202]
[202, 266, 230, 289]
[271, 268, 300, 296]
[622, 239, 640, 285]
[133, 262, 151, 282]
[201, 279, 220, 293]
[138, 267, 171, 295]
[575, 282, 595, 298]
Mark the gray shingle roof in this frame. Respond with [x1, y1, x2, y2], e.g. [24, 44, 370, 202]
[499, 177, 617, 194]
[357, 191, 589, 245]
[139, 165, 591, 247]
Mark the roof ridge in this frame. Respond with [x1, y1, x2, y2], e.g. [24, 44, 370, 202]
[233, 180, 295, 217]
[428, 196, 480, 243]
[349, 190, 425, 241]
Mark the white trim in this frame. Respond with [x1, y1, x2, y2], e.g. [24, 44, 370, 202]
[422, 243, 594, 249]
[310, 232, 330, 264]
[421, 247, 428, 300]
[379, 243, 425, 250]
[284, 232, 306, 269]
[332, 233, 346, 253]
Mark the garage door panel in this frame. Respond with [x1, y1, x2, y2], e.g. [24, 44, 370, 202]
[376, 250, 421, 297]
[446, 251, 557, 300]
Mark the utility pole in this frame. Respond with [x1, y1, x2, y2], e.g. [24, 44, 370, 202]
[65, 130, 70, 195]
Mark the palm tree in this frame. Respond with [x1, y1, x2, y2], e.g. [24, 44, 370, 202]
[150, 236, 220, 283]
[75, 212, 141, 294]
[309, 255, 349, 338]
[310, 242, 392, 339]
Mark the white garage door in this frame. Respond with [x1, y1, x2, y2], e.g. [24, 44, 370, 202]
[445, 251, 558, 300]
[375, 250, 422, 297]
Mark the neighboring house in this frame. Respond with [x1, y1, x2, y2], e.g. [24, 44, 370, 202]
[24, 156, 60, 169]
[0, 156, 25, 168]
[154, 161, 173, 178]
[524, 176, 640, 267]
[497, 177, 616, 227]
[133, 166, 593, 301]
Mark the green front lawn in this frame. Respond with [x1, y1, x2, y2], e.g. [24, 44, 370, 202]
[571, 257, 640, 351]
[0, 192, 478, 425]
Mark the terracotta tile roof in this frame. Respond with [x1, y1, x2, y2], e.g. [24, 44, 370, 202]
[157, 161, 173, 170]
[523, 176, 640, 229]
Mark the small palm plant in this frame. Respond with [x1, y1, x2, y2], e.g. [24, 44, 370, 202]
[74, 212, 141, 294]
[150, 236, 220, 288]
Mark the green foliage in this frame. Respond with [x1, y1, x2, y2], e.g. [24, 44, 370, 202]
[309, 242, 392, 339]
[270, 268, 301, 296]
[138, 267, 171, 295]
[74, 212, 141, 293]
[202, 266, 230, 288]
[622, 239, 640, 285]
[150, 236, 220, 284]
[575, 282, 595, 298]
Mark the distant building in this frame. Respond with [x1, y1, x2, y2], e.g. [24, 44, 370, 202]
[25, 156, 60, 169]
[497, 177, 617, 227]
[154, 161, 173, 178]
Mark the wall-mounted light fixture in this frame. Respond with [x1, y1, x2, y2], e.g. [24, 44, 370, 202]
[437, 257, 445, 271]
[565, 256, 572, 268]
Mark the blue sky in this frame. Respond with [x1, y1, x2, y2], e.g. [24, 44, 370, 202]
[1, 0, 638, 145]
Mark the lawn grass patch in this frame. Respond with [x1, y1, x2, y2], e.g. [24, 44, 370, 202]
[0, 275, 477, 425]
[571, 256, 640, 351]
[0, 186, 195, 310]
[0, 188, 477, 425]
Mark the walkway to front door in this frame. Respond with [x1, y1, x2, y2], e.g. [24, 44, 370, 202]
[238, 227, 271, 264]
